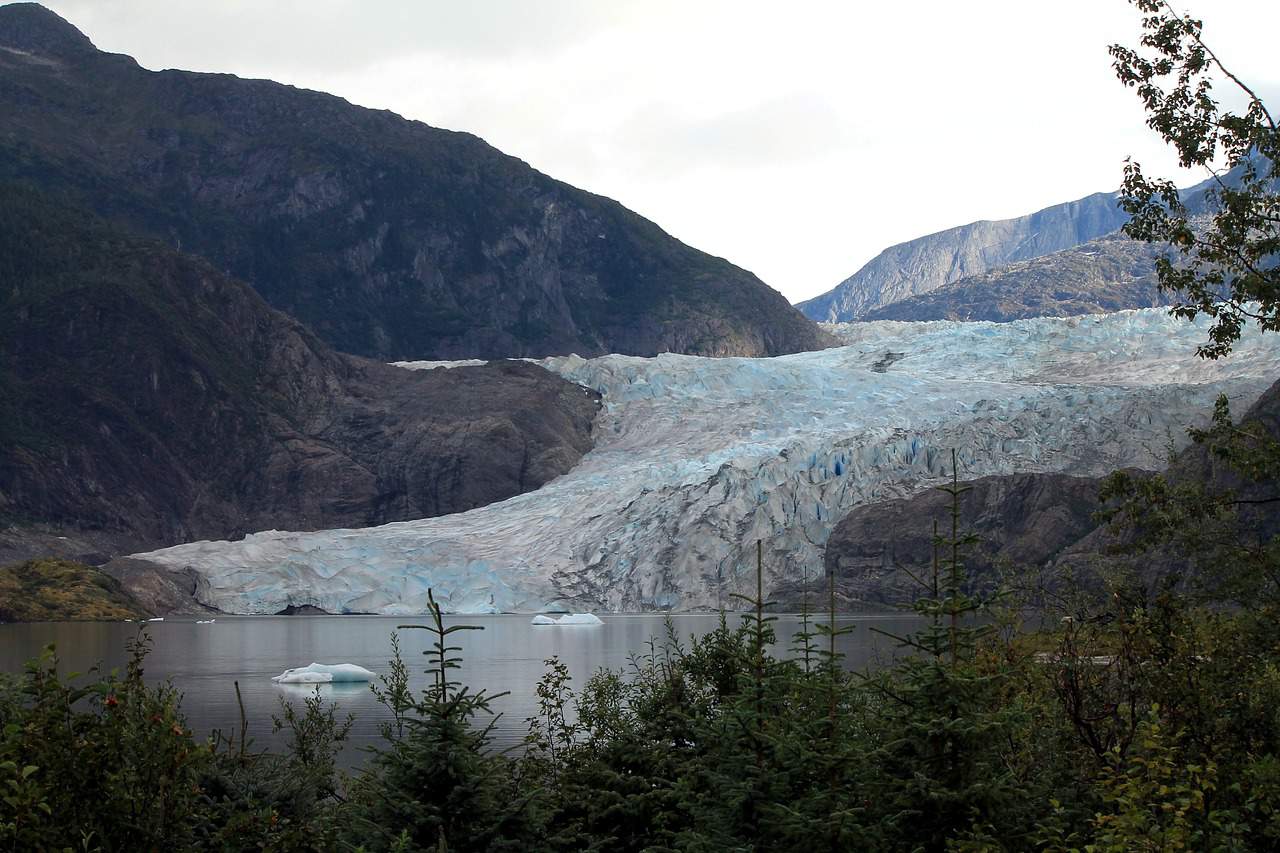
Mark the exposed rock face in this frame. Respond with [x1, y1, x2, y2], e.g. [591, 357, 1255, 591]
[0, 187, 600, 563]
[860, 235, 1170, 323]
[275, 604, 330, 615]
[807, 473, 1110, 608]
[798, 193, 1131, 322]
[0, 3, 832, 360]
[818, 376, 1280, 607]
[96, 558, 212, 617]
[0, 524, 135, 569]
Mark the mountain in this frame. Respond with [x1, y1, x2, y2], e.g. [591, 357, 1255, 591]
[0, 185, 600, 565]
[859, 233, 1170, 322]
[797, 192, 1131, 322]
[0, 3, 832, 360]
[111, 309, 1280, 614]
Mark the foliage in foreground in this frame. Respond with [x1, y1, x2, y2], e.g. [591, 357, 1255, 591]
[1, 584, 1277, 853]
[1111, 0, 1279, 359]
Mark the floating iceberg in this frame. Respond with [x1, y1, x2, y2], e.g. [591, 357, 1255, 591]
[532, 613, 603, 626]
[128, 308, 1280, 614]
[271, 663, 376, 684]
[556, 613, 604, 625]
[195, 619, 216, 624]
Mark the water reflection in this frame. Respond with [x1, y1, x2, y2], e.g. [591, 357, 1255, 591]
[0, 613, 920, 765]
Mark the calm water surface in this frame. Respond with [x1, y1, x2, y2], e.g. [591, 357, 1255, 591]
[0, 613, 920, 765]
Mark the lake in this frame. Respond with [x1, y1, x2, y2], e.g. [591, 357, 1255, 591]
[0, 613, 922, 766]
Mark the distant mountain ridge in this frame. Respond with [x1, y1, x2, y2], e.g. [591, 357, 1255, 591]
[0, 3, 832, 360]
[859, 233, 1170, 322]
[798, 191, 1131, 322]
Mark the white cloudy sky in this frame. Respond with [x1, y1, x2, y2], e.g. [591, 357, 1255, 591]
[26, 0, 1280, 303]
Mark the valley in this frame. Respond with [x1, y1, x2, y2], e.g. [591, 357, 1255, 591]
[3, 1, 1280, 848]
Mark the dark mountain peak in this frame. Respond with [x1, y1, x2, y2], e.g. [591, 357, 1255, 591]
[0, 9, 831, 360]
[0, 5, 831, 360]
[0, 3, 95, 59]
[0, 186, 602, 563]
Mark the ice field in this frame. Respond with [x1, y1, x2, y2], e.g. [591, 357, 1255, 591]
[130, 309, 1280, 613]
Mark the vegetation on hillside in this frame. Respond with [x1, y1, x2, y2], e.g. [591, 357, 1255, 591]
[0, 559, 148, 622]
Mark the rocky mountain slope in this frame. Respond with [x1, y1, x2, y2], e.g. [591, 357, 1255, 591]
[0, 3, 831, 360]
[860, 234, 1169, 322]
[0, 186, 600, 564]
[797, 192, 1130, 322]
[811, 472, 1112, 607]
[116, 310, 1280, 614]
[800, 163, 1241, 326]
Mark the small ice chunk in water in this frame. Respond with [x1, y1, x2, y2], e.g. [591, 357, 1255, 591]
[531, 613, 602, 626]
[276, 670, 331, 684]
[271, 662, 376, 684]
[555, 613, 603, 625]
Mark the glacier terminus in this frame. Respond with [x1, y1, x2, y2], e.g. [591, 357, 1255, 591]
[127, 309, 1280, 614]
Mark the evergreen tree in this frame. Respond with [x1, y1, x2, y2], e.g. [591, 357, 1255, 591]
[342, 589, 537, 852]
[863, 451, 1027, 849]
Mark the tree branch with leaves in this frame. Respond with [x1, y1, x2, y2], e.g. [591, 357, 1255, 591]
[1110, 0, 1279, 358]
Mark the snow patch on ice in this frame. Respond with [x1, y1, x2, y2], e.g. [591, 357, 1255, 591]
[391, 358, 488, 370]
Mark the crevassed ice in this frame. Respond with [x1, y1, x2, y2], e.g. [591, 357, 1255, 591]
[131, 308, 1280, 614]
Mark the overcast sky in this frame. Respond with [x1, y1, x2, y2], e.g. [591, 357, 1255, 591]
[22, 0, 1280, 303]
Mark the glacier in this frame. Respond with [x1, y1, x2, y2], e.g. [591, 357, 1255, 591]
[127, 309, 1280, 614]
